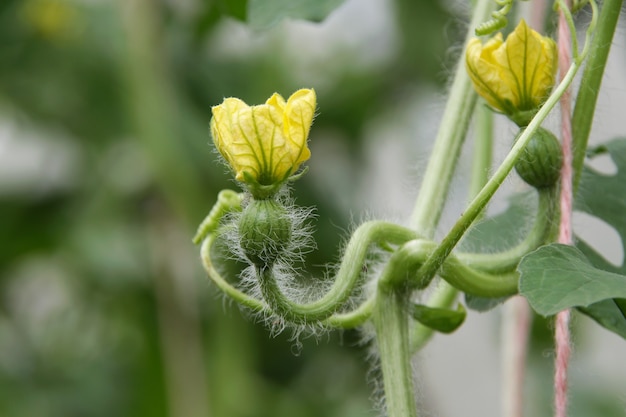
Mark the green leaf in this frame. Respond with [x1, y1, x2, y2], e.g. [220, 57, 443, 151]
[247, 0, 345, 30]
[578, 299, 626, 339]
[574, 138, 626, 338]
[410, 303, 466, 334]
[464, 294, 510, 312]
[519, 244, 626, 320]
[460, 192, 534, 312]
[575, 139, 626, 274]
[460, 192, 535, 252]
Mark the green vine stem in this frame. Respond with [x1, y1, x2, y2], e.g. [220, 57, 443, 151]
[373, 289, 419, 417]
[409, 0, 496, 236]
[410, 102, 494, 351]
[193, 190, 243, 244]
[198, 182, 556, 327]
[412, 10, 596, 290]
[382, 239, 519, 296]
[456, 186, 559, 273]
[200, 234, 266, 312]
[470, 104, 495, 202]
[254, 221, 416, 323]
[201, 233, 375, 329]
[572, 0, 624, 190]
[325, 297, 375, 328]
[201, 218, 417, 323]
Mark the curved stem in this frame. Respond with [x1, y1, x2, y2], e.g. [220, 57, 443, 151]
[394, 240, 519, 297]
[324, 297, 375, 328]
[456, 187, 559, 273]
[201, 232, 377, 329]
[408, 186, 557, 352]
[193, 190, 243, 244]
[200, 235, 267, 312]
[250, 221, 417, 323]
[199, 183, 555, 325]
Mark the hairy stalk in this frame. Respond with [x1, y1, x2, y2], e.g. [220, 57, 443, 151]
[409, 0, 496, 235]
[201, 235, 267, 312]
[201, 220, 417, 320]
[411, 103, 493, 351]
[373, 289, 418, 417]
[254, 221, 416, 323]
[456, 187, 559, 273]
[571, 0, 623, 190]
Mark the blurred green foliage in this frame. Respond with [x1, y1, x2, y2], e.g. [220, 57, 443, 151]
[0, 0, 456, 416]
[1, 0, 623, 416]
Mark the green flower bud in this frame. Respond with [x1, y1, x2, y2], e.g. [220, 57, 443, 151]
[514, 127, 562, 189]
[238, 199, 292, 268]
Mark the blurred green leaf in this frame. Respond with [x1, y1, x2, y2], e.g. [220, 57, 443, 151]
[247, 0, 345, 30]
[575, 138, 626, 273]
[578, 299, 626, 339]
[460, 192, 534, 312]
[464, 294, 509, 312]
[410, 302, 466, 333]
[460, 192, 536, 253]
[574, 138, 626, 339]
[219, 0, 247, 20]
[519, 244, 626, 332]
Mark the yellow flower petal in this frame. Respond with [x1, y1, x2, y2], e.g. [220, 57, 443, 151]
[210, 89, 316, 195]
[465, 19, 557, 124]
[493, 19, 556, 110]
[466, 34, 513, 113]
[283, 88, 315, 168]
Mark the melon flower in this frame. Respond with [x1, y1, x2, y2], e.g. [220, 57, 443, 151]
[466, 19, 557, 126]
[211, 89, 316, 199]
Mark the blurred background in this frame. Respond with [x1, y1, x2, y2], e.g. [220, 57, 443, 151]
[0, 0, 625, 416]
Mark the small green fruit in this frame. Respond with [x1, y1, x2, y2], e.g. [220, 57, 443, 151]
[514, 127, 563, 189]
[238, 199, 292, 267]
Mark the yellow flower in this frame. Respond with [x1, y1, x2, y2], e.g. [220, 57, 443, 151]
[211, 89, 316, 197]
[466, 19, 557, 125]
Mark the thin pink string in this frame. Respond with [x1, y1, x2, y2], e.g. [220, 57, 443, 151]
[555, 2, 573, 417]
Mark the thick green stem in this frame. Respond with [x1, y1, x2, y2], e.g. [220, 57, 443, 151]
[409, 0, 496, 235]
[572, 0, 623, 191]
[373, 290, 418, 417]
[470, 104, 495, 203]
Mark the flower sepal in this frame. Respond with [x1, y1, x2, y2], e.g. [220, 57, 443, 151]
[510, 109, 540, 127]
[242, 166, 308, 199]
